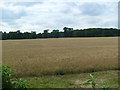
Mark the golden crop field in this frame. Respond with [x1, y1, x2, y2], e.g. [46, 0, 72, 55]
[2, 37, 118, 76]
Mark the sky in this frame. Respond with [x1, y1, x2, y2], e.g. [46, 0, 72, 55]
[0, 0, 118, 33]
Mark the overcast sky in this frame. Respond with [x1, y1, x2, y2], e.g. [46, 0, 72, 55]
[0, 1, 118, 33]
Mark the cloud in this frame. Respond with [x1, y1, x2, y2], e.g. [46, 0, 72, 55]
[12, 2, 43, 7]
[1, 8, 26, 22]
[80, 2, 106, 16]
[0, 1, 118, 33]
[0, 3, 27, 25]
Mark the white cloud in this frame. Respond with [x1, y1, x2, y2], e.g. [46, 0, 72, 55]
[0, 1, 118, 33]
[1, 0, 119, 2]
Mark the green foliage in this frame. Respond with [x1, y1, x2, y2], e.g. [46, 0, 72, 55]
[82, 74, 96, 88]
[82, 74, 110, 89]
[2, 27, 119, 40]
[13, 78, 31, 88]
[1, 65, 31, 89]
[2, 66, 13, 88]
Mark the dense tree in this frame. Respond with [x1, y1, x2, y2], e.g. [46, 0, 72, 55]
[2, 32, 8, 40]
[51, 30, 59, 38]
[37, 33, 42, 38]
[31, 31, 37, 39]
[63, 27, 73, 37]
[42, 29, 49, 38]
[1, 27, 119, 40]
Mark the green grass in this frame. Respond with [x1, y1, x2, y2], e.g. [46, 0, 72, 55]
[21, 70, 119, 88]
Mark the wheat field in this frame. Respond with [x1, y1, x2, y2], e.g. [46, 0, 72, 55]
[2, 37, 118, 76]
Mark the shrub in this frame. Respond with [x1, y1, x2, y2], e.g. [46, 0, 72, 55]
[1, 65, 31, 89]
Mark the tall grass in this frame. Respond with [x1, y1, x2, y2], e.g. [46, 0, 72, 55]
[3, 37, 118, 76]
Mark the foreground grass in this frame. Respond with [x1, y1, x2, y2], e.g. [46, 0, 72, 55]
[22, 70, 119, 88]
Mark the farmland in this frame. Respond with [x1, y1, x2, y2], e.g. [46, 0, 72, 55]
[2, 37, 118, 77]
[2, 37, 119, 88]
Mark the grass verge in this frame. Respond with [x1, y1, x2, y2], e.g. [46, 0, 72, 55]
[21, 70, 119, 88]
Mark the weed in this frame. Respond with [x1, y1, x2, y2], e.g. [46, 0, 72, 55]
[82, 74, 96, 89]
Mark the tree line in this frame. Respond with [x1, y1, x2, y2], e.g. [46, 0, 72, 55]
[2, 27, 120, 40]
